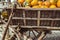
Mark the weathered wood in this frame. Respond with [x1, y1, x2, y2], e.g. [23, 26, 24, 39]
[2, 25, 60, 30]
[21, 26, 60, 30]
[0, 1, 12, 4]
[23, 11, 26, 26]
[6, 7, 60, 10]
[1, 19, 7, 24]
[40, 18, 60, 20]
[2, 8, 14, 40]
[38, 31, 46, 40]
[37, 11, 40, 26]
[9, 27, 21, 40]
[32, 30, 36, 37]
[12, 17, 60, 20]
[5, 7, 60, 40]
[13, 17, 37, 20]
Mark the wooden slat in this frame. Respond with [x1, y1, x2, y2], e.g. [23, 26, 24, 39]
[37, 11, 40, 26]
[12, 17, 37, 20]
[2, 24, 60, 30]
[12, 17, 60, 20]
[21, 26, 60, 30]
[23, 11, 26, 26]
[6, 7, 60, 10]
[40, 18, 60, 20]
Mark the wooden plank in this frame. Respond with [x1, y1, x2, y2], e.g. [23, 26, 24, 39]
[12, 17, 60, 20]
[37, 11, 40, 26]
[3, 25, 60, 30]
[40, 18, 60, 20]
[21, 26, 60, 30]
[2, 24, 60, 30]
[6, 7, 60, 10]
[12, 17, 37, 20]
[23, 11, 26, 26]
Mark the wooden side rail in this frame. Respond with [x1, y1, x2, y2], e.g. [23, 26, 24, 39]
[6, 7, 60, 10]
[20, 26, 60, 30]
[3, 25, 60, 30]
[2, 25, 60, 30]
[12, 17, 60, 20]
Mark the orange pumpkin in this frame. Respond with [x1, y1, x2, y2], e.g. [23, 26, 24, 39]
[32, 5, 40, 8]
[39, 4, 42, 7]
[18, 0, 25, 4]
[57, 0, 60, 8]
[40, 5, 48, 8]
[43, 1, 50, 7]
[31, 0, 38, 6]
[49, 0, 57, 5]
[26, 0, 32, 3]
[49, 5, 56, 8]
[38, 1, 43, 5]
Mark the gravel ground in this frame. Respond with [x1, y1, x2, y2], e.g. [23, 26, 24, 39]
[43, 31, 60, 40]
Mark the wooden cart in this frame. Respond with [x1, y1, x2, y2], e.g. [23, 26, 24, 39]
[2, 7, 60, 40]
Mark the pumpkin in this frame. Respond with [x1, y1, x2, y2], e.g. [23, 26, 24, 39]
[26, 0, 32, 3]
[43, 1, 50, 7]
[38, 1, 43, 5]
[18, 0, 25, 4]
[32, 5, 40, 8]
[31, 0, 38, 6]
[49, 0, 57, 5]
[49, 5, 56, 8]
[40, 5, 48, 8]
[57, 0, 60, 7]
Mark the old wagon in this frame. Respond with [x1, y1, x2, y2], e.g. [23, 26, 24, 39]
[1, 6, 60, 40]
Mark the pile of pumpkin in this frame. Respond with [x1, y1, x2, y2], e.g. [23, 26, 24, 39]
[18, 0, 60, 8]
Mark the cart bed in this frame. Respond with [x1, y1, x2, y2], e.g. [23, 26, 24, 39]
[6, 8, 60, 29]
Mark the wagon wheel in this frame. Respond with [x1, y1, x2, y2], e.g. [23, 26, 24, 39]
[8, 27, 21, 40]
[3, 25, 21, 40]
[1, 17, 21, 40]
[20, 28, 43, 40]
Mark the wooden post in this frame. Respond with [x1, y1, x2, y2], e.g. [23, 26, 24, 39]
[23, 10, 26, 26]
[37, 11, 40, 26]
